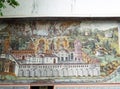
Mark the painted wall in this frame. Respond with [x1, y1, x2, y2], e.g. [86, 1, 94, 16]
[55, 85, 120, 89]
[1, 0, 120, 17]
[0, 86, 29, 89]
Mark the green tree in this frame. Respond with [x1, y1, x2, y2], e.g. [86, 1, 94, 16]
[104, 40, 111, 51]
[0, 0, 19, 16]
[112, 48, 117, 57]
[89, 41, 96, 54]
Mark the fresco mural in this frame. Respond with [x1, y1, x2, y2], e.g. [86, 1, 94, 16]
[0, 20, 120, 84]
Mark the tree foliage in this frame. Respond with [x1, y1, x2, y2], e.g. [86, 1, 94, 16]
[103, 40, 111, 51]
[0, 0, 19, 16]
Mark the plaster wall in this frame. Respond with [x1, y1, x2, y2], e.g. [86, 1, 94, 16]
[1, 0, 120, 17]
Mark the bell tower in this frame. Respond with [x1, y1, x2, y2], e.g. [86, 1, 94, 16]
[74, 40, 83, 62]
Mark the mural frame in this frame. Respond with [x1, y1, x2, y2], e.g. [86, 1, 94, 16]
[0, 17, 120, 86]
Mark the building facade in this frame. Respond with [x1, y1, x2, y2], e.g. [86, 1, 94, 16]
[11, 40, 101, 78]
[0, 58, 15, 73]
[18, 63, 100, 77]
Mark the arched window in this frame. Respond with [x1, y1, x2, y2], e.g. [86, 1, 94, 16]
[19, 70, 24, 77]
[58, 57, 60, 61]
[61, 57, 64, 61]
[53, 69, 59, 77]
[75, 58, 77, 60]
[44, 70, 47, 77]
[65, 57, 68, 61]
[22, 56, 25, 60]
[34, 70, 39, 77]
[54, 59, 56, 64]
[38, 69, 41, 77]
[71, 53, 73, 59]
[26, 70, 30, 77]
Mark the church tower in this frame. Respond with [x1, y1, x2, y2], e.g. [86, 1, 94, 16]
[74, 40, 83, 62]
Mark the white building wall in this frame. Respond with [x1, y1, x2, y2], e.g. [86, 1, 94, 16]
[56, 51, 80, 63]
[17, 64, 100, 78]
[56, 50, 69, 62]
[67, 69, 71, 76]
[14, 63, 19, 76]
[18, 70, 23, 77]
[1, 0, 120, 17]
[78, 69, 83, 76]
[44, 57, 54, 64]
[30, 70, 34, 77]
[93, 68, 100, 76]
[88, 70, 93, 76]
[25, 56, 58, 64]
